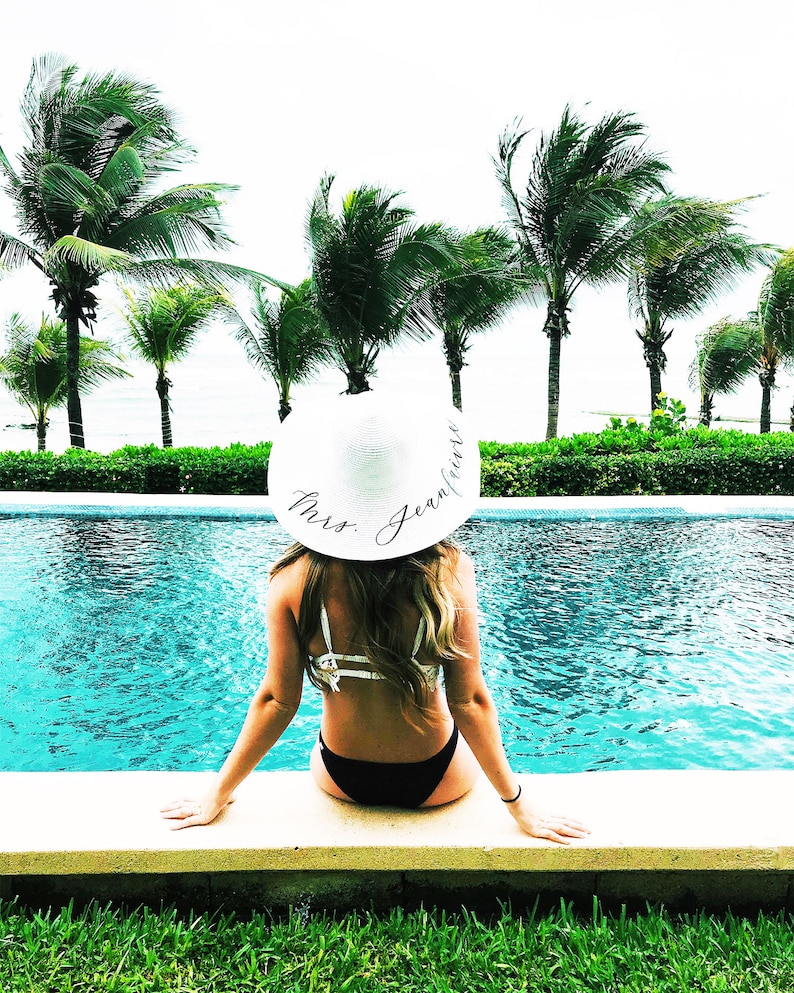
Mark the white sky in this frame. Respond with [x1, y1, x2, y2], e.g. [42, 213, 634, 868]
[1, 0, 793, 449]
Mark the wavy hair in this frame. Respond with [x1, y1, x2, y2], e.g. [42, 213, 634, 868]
[270, 539, 467, 713]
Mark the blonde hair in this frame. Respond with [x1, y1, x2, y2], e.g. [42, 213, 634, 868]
[270, 539, 467, 711]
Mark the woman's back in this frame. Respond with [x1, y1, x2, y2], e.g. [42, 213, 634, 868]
[276, 550, 457, 764]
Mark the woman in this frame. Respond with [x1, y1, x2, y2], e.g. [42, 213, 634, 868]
[162, 392, 587, 843]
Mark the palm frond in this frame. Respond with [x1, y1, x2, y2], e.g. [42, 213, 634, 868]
[0, 231, 43, 270]
[44, 236, 133, 273]
[95, 143, 146, 200]
[689, 317, 760, 396]
[121, 257, 281, 292]
[425, 226, 532, 337]
[102, 184, 236, 256]
[117, 281, 228, 368]
[493, 120, 532, 242]
[626, 196, 777, 321]
[759, 248, 794, 354]
[502, 106, 670, 300]
[1, 310, 128, 421]
[75, 336, 130, 388]
[37, 161, 117, 225]
[494, 121, 556, 287]
[234, 278, 332, 389]
[0, 143, 20, 190]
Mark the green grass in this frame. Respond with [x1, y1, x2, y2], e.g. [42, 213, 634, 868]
[2, 900, 794, 992]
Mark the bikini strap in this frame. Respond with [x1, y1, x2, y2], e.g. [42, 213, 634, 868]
[319, 601, 334, 654]
[410, 615, 426, 661]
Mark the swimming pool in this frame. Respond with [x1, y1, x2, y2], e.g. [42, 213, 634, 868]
[2, 498, 793, 774]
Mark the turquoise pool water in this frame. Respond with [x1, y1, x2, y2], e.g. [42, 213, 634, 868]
[2, 513, 793, 773]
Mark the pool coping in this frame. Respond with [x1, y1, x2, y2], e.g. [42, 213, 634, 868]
[1, 491, 794, 518]
[4, 492, 794, 910]
[5, 768, 794, 872]
[3, 769, 794, 911]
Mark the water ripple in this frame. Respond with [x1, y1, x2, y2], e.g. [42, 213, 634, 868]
[2, 515, 794, 772]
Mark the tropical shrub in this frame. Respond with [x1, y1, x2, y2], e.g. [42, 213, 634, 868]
[478, 447, 794, 497]
[0, 443, 270, 495]
[0, 433, 793, 496]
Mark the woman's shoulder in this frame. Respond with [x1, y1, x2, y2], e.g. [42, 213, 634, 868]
[450, 544, 474, 570]
[268, 549, 312, 604]
[440, 542, 474, 578]
[442, 545, 476, 603]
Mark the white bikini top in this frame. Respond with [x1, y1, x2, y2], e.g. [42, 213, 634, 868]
[311, 602, 440, 693]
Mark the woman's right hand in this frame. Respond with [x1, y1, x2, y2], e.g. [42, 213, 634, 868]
[507, 795, 590, 845]
[160, 792, 236, 831]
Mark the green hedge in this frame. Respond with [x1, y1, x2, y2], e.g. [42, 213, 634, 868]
[480, 449, 794, 497]
[479, 428, 794, 496]
[0, 443, 270, 495]
[0, 431, 793, 496]
[480, 425, 794, 458]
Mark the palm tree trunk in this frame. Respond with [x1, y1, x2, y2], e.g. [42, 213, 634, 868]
[278, 395, 291, 422]
[759, 359, 775, 434]
[156, 372, 173, 447]
[344, 343, 380, 394]
[637, 323, 671, 416]
[450, 370, 463, 412]
[789, 399, 794, 433]
[698, 392, 713, 428]
[36, 415, 47, 452]
[649, 366, 663, 415]
[544, 299, 569, 441]
[545, 329, 561, 440]
[65, 304, 85, 449]
[345, 362, 371, 395]
[443, 329, 465, 411]
[760, 385, 772, 434]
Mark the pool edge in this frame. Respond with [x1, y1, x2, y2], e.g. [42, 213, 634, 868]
[3, 769, 794, 912]
[2, 491, 794, 519]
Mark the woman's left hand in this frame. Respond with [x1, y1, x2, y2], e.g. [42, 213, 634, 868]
[160, 793, 235, 830]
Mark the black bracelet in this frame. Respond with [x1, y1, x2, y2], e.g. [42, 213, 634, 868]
[501, 784, 522, 803]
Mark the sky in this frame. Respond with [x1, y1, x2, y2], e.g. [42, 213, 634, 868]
[1, 0, 793, 450]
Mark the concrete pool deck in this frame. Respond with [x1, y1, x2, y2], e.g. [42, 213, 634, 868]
[3, 492, 794, 911]
[4, 769, 794, 912]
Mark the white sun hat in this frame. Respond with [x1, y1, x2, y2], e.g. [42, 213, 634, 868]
[267, 391, 480, 560]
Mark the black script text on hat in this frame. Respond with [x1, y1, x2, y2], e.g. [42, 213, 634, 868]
[374, 421, 465, 548]
[287, 491, 358, 534]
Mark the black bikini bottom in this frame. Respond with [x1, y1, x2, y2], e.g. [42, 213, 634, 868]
[318, 725, 459, 809]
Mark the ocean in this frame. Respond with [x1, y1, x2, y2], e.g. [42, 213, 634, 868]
[1, 311, 792, 455]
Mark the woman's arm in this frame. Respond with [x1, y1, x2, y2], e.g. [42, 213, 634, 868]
[443, 552, 588, 845]
[161, 566, 305, 830]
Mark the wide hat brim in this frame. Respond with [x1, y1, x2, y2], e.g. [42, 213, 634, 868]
[267, 392, 480, 560]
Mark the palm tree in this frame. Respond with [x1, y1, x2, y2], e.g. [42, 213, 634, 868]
[118, 283, 230, 447]
[495, 107, 670, 438]
[714, 311, 784, 434]
[306, 176, 456, 393]
[757, 250, 794, 432]
[0, 54, 239, 448]
[426, 227, 527, 410]
[231, 279, 332, 421]
[702, 250, 794, 432]
[628, 197, 775, 415]
[0, 313, 127, 450]
[689, 318, 761, 427]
